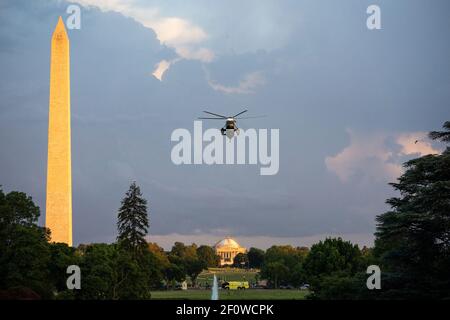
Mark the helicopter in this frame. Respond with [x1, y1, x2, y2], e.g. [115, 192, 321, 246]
[198, 110, 264, 138]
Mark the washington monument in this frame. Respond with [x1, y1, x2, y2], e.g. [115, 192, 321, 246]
[45, 17, 72, 246]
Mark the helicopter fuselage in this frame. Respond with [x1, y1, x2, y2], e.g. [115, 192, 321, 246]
[199, 110, 248, 137]
[225, 118, 237, 129]
[221, 118, 239, 136]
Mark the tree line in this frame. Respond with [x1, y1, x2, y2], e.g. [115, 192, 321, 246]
[0, 182, 214, 299]
[0, 122, 449, 299]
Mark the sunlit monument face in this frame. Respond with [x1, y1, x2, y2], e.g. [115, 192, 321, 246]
[45, 17, 72, 246]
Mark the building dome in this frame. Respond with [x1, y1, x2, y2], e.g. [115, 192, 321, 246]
[214, 237, 242, 250]
[214, 237, 246, 266]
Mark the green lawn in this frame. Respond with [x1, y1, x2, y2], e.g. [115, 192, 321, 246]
[196, 268, 259, 287]
[150, 289, 309, 300]
[153, 268, 309, 300]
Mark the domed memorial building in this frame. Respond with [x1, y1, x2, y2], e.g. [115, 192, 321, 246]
[214, 237, 246, 266]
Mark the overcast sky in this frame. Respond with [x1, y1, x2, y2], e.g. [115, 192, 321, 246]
[0, 0, 449, 249]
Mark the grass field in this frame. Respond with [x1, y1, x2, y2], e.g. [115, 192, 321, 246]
[150, 289, 309, 300]
[152, 268, 309, 300]
[196, 268, 259, 287]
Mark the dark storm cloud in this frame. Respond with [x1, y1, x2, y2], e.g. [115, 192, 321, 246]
[1, 0, 450, 246]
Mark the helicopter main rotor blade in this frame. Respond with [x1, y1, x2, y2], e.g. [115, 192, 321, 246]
[198, 117, 227, 120]
[203, 111, 228, 119]
[235, 115, 267, 119]
[232, 110, 248, 118]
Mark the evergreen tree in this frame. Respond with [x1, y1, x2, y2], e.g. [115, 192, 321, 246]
[117, 182, 149, 257]
[429, 120, 450, 142]
[374, 121, 450, 299]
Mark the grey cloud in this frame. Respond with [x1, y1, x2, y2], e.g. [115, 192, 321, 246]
[1, 0, 450, 247]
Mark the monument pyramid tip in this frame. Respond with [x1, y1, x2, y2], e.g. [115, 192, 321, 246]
[54, 16, 67, 32]
[52, 16, 68, 40]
